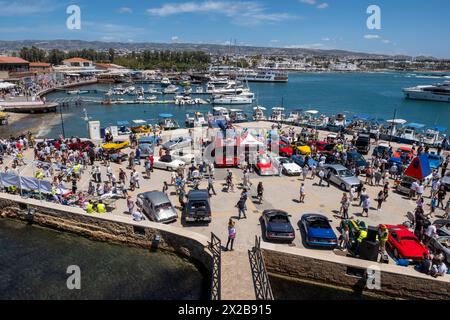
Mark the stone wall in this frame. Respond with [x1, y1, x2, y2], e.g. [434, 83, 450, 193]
[0, 194, 213, 281]
[262, 242, 450, 300]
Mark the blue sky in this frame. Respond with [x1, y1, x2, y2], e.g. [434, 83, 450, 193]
[0, 0, 449, 57]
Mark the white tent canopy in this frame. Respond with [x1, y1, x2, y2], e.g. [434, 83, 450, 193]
[239, 133, 264, 146]
[0, 82, 16, 89]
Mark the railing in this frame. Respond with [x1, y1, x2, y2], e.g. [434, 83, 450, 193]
[208, 232, 221, 300]
[249, 236, 274, 300]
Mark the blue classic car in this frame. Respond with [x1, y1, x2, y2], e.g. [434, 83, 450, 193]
[346, 151, 369, 171]
[291, 155, 318, 168]
[262, 210, 296, 243]
[300, 214, 338, 248]
[427, 152, 444, 170]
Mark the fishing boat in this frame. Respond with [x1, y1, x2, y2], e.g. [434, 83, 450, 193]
[112, 86, 127, 95]
[163, 85, 179, 94]
[396, 123, 425, 144]
[421, 127, 447, 147]
[158, 114, 180, 131]
[326, 113, 347, 132]
[270, 107, 285, 122]
[184, 86, 193, 94]
[67, 90, 89, 95]
[253, 106, 267, 121]
[212, 107, 230, 121]
[186, 112, 208, 128]
[161, 77, 171, 87]
[195, 86, 204, 94]
[229, 109, 248, 123]
[285, 109, 302, 124]
[379, 119, 407, 141]
[116, 121, 132, 136]
[209, 76, 229, 86]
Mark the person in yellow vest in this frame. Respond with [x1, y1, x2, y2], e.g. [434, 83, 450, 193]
[97, 200, 106, 214]
[378, 225, 389, 253]
[72, 163, 81, 177]
[35, 170, 44, 180]
[86, 201, 94, 214]
[355, 227, 368, 257]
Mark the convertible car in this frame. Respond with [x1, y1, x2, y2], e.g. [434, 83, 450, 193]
[300, 214, 338, 248]
[255, 155, 278, 176]
[262, 210, 295, 243]
[102, 140, 130, 151]
[385, 224, 428, 261]
[153, 155, 186, 171]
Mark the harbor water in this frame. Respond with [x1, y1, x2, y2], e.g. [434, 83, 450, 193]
[0, 219, 210, 300]
[40, 72, 450, 138]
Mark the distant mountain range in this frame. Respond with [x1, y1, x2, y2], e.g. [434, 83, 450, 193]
[0, 39, 435, 60]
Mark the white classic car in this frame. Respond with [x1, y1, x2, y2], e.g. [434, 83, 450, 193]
[153, 155, 186, 171]
[272, 156, 303, 176]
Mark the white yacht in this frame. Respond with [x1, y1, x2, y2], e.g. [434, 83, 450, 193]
[161, 77, 171, 87]
[209, 76, 230, 86]
[212, 107, 230, 121]
[421, 129, 445, 147]
[403, 81, 450, 102]
[163, 85, 179, 94]
[236, 70, 289, 83]
[186, 112, 208, 128]
[211, 95, 253, 105]
[285, 109, 302, 124]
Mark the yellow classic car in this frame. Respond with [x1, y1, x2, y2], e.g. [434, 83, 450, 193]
[102, 140, 130, 150]
[291, 142, 312, 155]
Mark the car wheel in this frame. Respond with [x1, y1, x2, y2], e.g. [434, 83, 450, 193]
[394, 248, 400, 259]
[340, 183, 347, 191]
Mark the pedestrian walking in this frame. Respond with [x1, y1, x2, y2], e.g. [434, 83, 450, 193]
[207, 176, 217, 196]
[376, 190, 385, 211]
[257, 182, 264, 204]
[383, 182, 390, 201]
[225, 219, 236, 251]
[339, 224, 350, 250]
[318, 168, 325, 186]
[362, 196, 371, 217]
[299, 183, 306, 203]
[236, 196, 247, 220]
[127, 196, 134, 214]
[162, 181, 169, 195]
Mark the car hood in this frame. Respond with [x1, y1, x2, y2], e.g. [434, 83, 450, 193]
[155, 208, 177, 222]
[307, 227, 336, 239]
[341, 176, 361, 185]
[283, 163, 301, 171]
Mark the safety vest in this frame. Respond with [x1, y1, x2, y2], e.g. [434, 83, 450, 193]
[357, 230, 368, 242]
[380, 230, 389, 242]
[97, 203, 106, 214]
[35, 171, 44, 179]
[73, 164, 80, 174]
[86, 203, 94, 214]
[51, 186, 56, 195]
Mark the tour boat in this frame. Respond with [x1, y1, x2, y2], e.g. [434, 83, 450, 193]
[158, 114, 180, 131]
[253, 106, 267, 121]
[270, 107, 285, 122]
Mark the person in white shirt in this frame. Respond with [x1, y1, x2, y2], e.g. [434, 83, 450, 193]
[416, 183, 425, 200]
[431, 261, 448, 278]
[424, 224, 437, 246]
[410, 180, 419, 200]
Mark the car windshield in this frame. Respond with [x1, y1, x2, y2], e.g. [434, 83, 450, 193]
[269, 215, 289, 224]
[280, 158, 293, 164]
[307, 218, 329, 229]
[337, 169, 353, 177]
[155, 203, 172, 212]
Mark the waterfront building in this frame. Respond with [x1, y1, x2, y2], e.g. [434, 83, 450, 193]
[0, 56, 30, 80]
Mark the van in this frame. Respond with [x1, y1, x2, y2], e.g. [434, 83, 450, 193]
[137, 191, 178, 223]
[184, 190, 212, 223]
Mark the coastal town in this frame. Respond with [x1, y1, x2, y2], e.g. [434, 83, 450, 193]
[1, 43, 450, 301]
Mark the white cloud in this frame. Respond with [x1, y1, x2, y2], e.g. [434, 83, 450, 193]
[321, 37, 331, 41]
[300, 0, 316, 5]
[270, 39, 280, 43]
[171, 36, 180, 42]
[364, 34, 380, 40]
[147, 1, 297, 25]
[117, 7, 133, 14]
[317, 3, 329, 9]
[382, 39, 391, 44]
[0, 0, 59, 16]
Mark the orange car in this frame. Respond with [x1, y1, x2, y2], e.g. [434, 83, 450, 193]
[393, 147, 415, 161]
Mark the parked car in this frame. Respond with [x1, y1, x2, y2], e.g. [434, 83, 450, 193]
[355, 133, 371, 154]
[269, 141, 293, 157]
[153, 155, 185, 171]
[137, 191, 178, 223]
[434, 219, 450, 237]
[162, 136, 192, 151]
[385, 224, 429, 261]
[372, 143, 390, 158]
[428, 236, 450, 264]
[300, 214, 338, 248]
[102, 140, 130, 151]
[184, 190, 212, 223]
[255, 155, 279, 176]
[262, 210, 295, 243]
[315, 141, 335, 154]
[273, 157, 302, 176]
[137, 137, 155, 158]
[323, 164, 362, 191]
[396, 174, 433, 195]
[170, 149, 199, 164]
[427, 152, 444, 170]
[68, 140, 95, 152]
[393, 147, 415, 162]
[291, 141, 312, 155]
[346, 151, 369, 171]
[291, 155, 318, 168]
[108, 151, 128, 163]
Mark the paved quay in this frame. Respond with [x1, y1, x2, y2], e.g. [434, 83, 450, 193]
[1, 121, 449, 299]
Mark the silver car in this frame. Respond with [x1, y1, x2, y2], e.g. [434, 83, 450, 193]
[137, 191, 178, 223]
[162, 136, 193, 151]
[428, 236, 450, 264]
[323, 164, 361, 191]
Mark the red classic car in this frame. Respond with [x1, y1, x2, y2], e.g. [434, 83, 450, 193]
[393, 147, 415, 161]
[385, 224, 428, 261]
[270, 141, 293, 157]
[68, 140, 95, 152]
[255, 155, 279, 176]
[315, 141, 336, 154]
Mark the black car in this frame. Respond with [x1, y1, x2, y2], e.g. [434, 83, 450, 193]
[184, 190, 212, 223]
[355, 133, 371, 155]
[262, 210, 295, 243]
